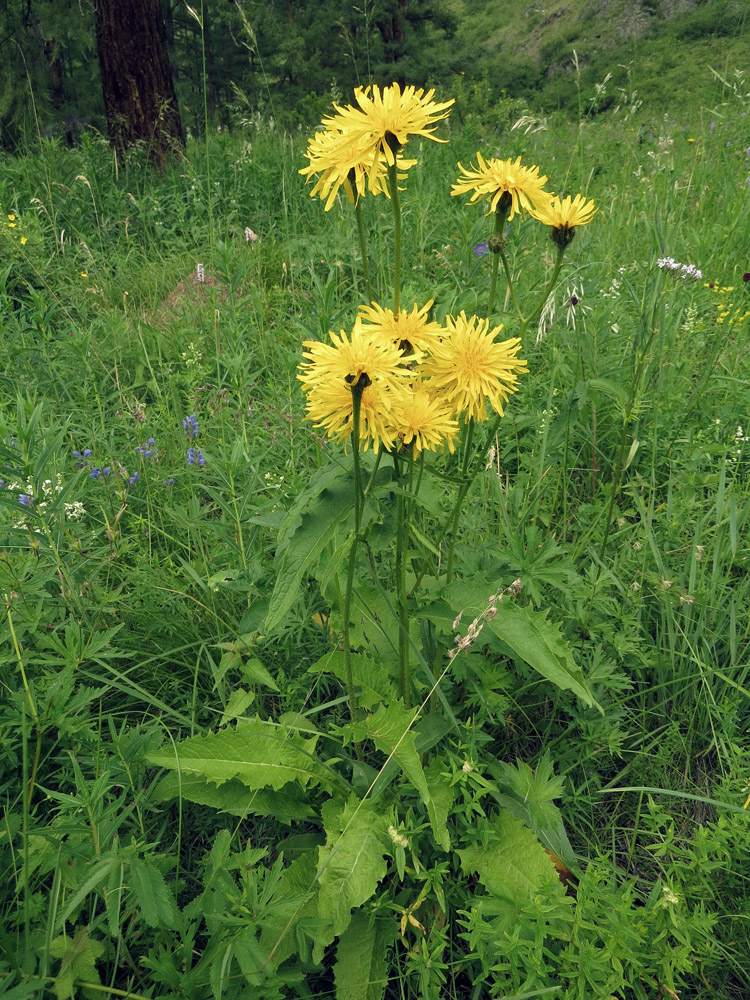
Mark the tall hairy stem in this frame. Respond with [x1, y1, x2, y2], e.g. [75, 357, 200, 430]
[341, 382, 366, 722]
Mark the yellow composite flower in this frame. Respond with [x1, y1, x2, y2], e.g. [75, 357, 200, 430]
[529, 193, 597, 233]
[357, 300, 444, 356]
[393, 387, 459, 455]
[298, 321, 409, 394]
[299, 125, 415, 211]
[451, 153, 550, 219]
[323, 83, 454, 168]
[422, 312, 528, 421]
[303, 377, 401, 452]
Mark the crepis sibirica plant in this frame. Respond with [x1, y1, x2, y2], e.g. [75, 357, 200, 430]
[149, 82, 604, 1000]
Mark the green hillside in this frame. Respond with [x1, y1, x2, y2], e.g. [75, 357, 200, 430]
[449, 0, 750, 113]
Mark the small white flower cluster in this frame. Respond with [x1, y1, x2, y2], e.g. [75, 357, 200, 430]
[6, 474, 85, 531]
[731, 425, 749, 462]
[657, 257, 703, 280]
[449, 579, 522, 662]
[181, 341, 203, 370]
[196, 262, 206, 284]
[245, 227, 259, 243]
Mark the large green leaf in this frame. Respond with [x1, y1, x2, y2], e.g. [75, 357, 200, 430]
[153, 771, 316, 823]
[348, 703, 450, 850]
[334, 911, 392, 1000]
[266, 464, 353, 632]
[458, 813, 563, 902]
[318, 797, 389, 937]
[437, 580, 599, 709]
[146, 718, 334, 791]
[487, 754, 580, 876]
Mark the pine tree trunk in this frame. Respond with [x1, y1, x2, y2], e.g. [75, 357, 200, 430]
[95, 0, 184, 165]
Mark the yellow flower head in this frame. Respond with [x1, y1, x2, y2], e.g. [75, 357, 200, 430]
[298, 320, 409, 393]
[324, 83, 454, 167]
[529, 193, 597, 244]
[299, 125, 415, 211]
[451, 153, 549, 219]
[422, 312, 528, 421]
[357, 300, 444, 356]
[303, 377, 401, 452]
[393, 387, 459, 455]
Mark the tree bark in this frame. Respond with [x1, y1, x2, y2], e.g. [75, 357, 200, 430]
[95, 0, 183, 165]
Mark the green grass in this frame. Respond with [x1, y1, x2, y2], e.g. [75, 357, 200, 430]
[0, 67, 749, 1000]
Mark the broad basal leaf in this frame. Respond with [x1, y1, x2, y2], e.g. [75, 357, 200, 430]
[153, 772, 316, 823]
[266, 464, 353, 632]
[440, 579, 599, 709]
[488, 754, 580, 876]
[318, 796, 389, 937]
[458, 813, 564, 903]
[146, 718, 333, 791]
[334, 910, 392, 1000]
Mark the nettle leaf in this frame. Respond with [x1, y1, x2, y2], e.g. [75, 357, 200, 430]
[146, 718, 334, 792]
[440, 580, 599, 709]
[334, 910, 392, 1000]
[49, 929, 105, 1000]
[488, 754, 580, 877]
[458, 813, 563, 903]
[154, 771, 316, 823]
[129, 858, 180, 929]
[267, 463, 353, 632]
[318, 796, 389, 937]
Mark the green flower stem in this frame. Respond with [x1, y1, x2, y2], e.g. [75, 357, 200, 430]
[596, 316, 661, 568]
[519, 241, 566, 337]
[354, 198, 374, 304]
[6, 599, 41, 807]
[363, 447, 384, 496]
[445, 419, 476, 582]
[341, 383, 366, 723]
[409, 411, 503, 597]
[387, 159, 402, 314]
[487, 208, 509, 319]
[499, 246, 524, 322]
[394, 448, 413, 706]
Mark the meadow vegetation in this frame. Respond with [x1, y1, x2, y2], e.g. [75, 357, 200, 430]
[1, 52, 749, 1000]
